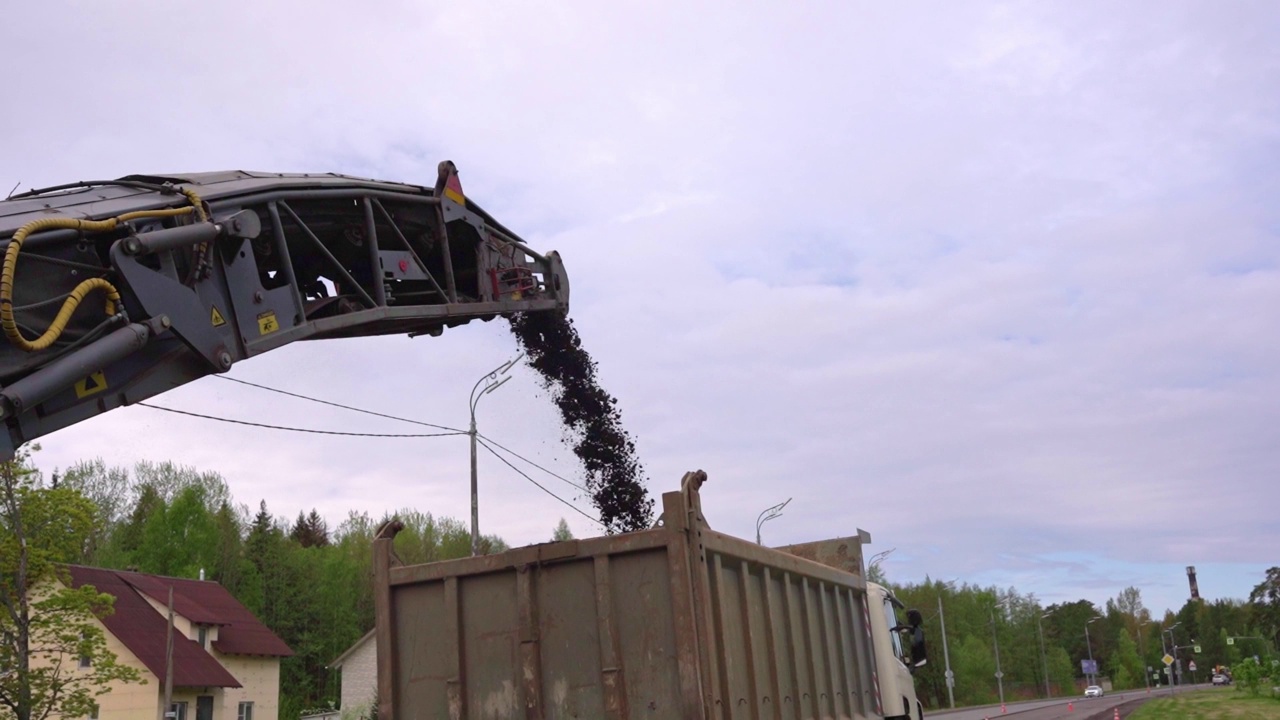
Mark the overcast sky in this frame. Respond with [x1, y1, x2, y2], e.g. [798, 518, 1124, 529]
[3, 1, 1277, 617]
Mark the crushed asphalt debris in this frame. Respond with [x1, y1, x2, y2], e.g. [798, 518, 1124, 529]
[508, 311, 654, 534]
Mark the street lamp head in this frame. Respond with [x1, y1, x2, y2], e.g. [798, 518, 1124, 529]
[755, 497, 793, 544]
[497, 352, 525, 375]
[1087, 616, 1102, 625]
[483, 374, 512, 396]
[470, 354, 524, 413]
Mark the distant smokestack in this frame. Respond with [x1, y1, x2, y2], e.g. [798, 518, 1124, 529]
[1186, 565, 1201, 601]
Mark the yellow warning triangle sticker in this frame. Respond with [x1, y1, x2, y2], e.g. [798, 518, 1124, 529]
[75, 371, 107, 399]
[211, 305, 227, 327]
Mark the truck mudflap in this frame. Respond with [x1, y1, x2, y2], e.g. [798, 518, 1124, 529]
[374, 470, 884, 719]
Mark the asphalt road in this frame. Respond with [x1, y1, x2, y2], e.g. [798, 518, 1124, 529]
[924, 684, 1213, 720]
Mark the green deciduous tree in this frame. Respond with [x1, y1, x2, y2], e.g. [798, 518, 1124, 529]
[1109, 631, 1142, 690]
[0, 447, 143, 720]
[552, 518, 574, 542]
[1247, 567, 1280, 650]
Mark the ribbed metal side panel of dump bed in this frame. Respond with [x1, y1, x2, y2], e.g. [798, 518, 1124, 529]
[375, 488, 704, 720]
[374, 477, 880, 719]
[694, 526, 877, 720]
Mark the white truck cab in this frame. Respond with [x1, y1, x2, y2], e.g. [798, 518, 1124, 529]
[867, 581, 926, 720]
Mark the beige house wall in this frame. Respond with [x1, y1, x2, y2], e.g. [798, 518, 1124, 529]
[24, 577, 282, 720]
[337, 635, 376, 720]
[212, 653, 281, 720]
[24, 579, 158, 719]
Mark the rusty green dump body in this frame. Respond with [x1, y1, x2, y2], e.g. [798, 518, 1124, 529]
[373, 472, 884, 719]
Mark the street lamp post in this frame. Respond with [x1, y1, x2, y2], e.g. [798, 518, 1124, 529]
[990, 602, 1008, 707]
[1085, 616, 1102, 686]
[939, 595, 956, 709]
[755, 498, 792, 545]
[1037, 611, 1053, 697]
[468, 353, 523, 556]
[1138, 621, 1151, 692]
[1164, 622, 1181, 692]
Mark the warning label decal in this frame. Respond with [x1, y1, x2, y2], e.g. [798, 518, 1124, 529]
[75, 371, 108, 399]
[257, 311, 279, 335]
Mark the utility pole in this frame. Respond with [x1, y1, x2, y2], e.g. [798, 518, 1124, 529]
[467, 353, 522, 556]
[939, 595, 955, 709]
[161, 586, 173, 720]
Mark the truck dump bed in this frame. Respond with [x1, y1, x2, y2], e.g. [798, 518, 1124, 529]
[373, 471, 883, 719]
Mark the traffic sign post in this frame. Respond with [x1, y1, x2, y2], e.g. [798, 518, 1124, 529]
[1162, 654, 1174, 667]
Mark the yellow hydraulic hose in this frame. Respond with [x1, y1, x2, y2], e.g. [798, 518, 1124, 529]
[1, 190, 206, 352]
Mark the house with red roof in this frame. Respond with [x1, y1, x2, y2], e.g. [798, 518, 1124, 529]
[60, 565, 293, 720]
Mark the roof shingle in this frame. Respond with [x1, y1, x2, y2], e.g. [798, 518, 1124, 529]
[66, 565, 294, 688]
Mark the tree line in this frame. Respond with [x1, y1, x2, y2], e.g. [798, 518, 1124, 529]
[2, 446, 1276, 718]
[2, 450, 524, 719]
[880, 569, 1280, 709]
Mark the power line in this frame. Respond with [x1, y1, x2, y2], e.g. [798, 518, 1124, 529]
[215, 375, 583, 490]
[136, 402, 468, 438]
[476, 437, 602, 528]
[212, 375, 465, 433]
[477, 432, 586, 492]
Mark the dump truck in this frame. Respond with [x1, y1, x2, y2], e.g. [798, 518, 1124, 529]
[372, 470, 925, 719]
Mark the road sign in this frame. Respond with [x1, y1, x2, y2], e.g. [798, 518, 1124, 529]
[1194, 645, 1202, 654]
[1162, 654, 1174, 666]
[1227, 637, 1235, 646]
[945, 670, 954, 679]
[995, 671, 1004, 679]
[1189, 661, 1197, 672]
[1081, 659, 1098, 675]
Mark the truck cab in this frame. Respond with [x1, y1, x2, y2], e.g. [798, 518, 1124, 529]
[867, 581, 925, 720]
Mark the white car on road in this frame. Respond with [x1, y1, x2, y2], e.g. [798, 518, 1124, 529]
[1084, 685, 1104, 698]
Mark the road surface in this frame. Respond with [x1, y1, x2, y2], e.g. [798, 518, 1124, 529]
[925, 684, 1213, 720]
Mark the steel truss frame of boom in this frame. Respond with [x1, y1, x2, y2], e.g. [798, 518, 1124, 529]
[0, 161, 569, 459]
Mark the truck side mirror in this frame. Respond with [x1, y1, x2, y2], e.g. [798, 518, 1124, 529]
[906, 608, 926, 670]
[910, 626, 927, 669]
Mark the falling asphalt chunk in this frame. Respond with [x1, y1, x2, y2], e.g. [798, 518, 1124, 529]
[508, 310, 654, 534]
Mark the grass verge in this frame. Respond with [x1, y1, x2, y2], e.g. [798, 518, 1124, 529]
[1126, 688, 1280, 720]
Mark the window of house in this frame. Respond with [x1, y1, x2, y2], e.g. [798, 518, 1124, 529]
[237, 701, 253, 720]
[167, 701, 187, 720]
[197, 626, 208, 649]
[78, 631, 91, 668]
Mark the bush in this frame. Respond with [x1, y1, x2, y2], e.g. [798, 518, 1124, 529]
[1231, 658, 1269, 697]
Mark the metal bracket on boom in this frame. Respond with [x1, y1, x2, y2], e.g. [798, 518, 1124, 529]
[0, 163, 570, 458]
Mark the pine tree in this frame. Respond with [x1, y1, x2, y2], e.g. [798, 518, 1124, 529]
[551, 518, 574, 542]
